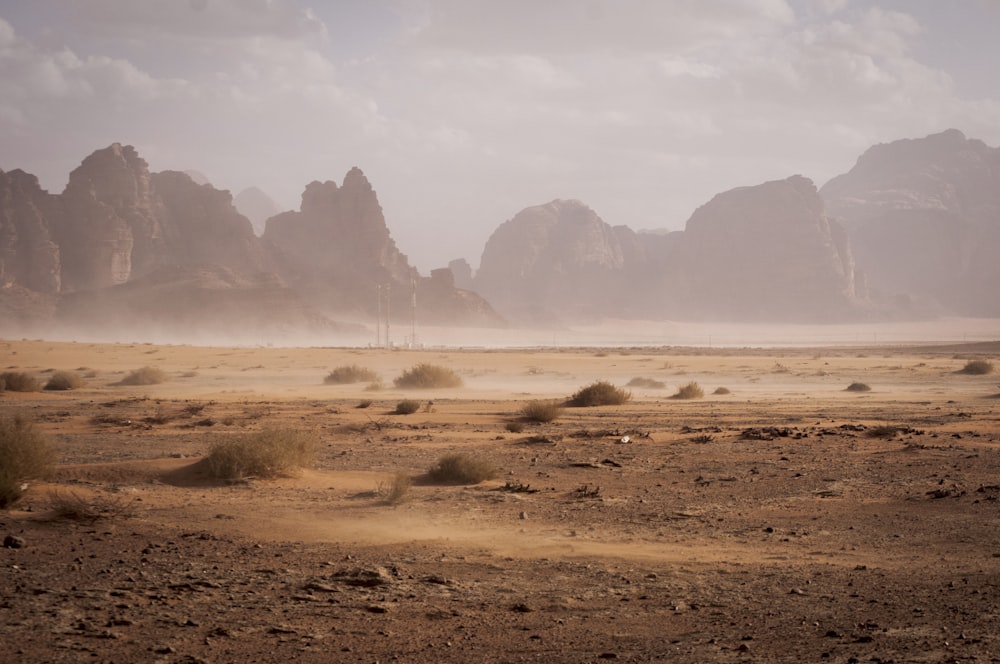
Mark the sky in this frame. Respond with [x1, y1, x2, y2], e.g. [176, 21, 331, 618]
[1, 1, 999, 272]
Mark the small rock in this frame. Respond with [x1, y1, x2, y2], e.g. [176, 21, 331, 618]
[3, 535, 25, 549]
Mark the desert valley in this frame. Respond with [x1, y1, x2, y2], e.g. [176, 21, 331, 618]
[2, 336, 999, 662]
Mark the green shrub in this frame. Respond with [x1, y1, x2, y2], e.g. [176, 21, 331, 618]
[626, 377, 666, 389]
[520, 399, 563, 423]
[671, 382, 704, 400]
[713, 386, 731, 395]
[427, 453, 496, 485]
[394, 399, 421, 415]
[117, 366, 168, 386]
[846, 382, 871, 392]
[0, 371, 41, 392]
[324, 364, 379, 384]
[44, 371, 85, 391]
[958, 359, 994, 375]
[567, 381, 631, 407]
[394, 364, 463, 389]
[205, 428, 318, 480]
[0, 414, 55, 508]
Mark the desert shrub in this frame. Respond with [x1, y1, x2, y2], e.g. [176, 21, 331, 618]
[505, 421, 525, 433]
[0, 371, 41, 392]
[627, 377, 666, 389]
[846, 382, 872, 392]
[567, 380, 631, 407]
[393, 364, 463, 389]
[46, 489, 135, 522]
[44, 371, 85, 391]
[379, 472, 412, 504]
[205, 428, 317, 480]
[356, 399, 373, 409]
[324, 364, 379, 385]
[520, 399, 563, 423]
[427, 453, 496, 485]
[394, 399, 421, 415]
[958, 359, 994, 375]
[0, 414, 55, 508]
[671, 382, 705, 400]
[364, 380, 385, 392]
[866, 425, 899, 439]
[117, 366, 168, 386]
[713, 386, 731, 395]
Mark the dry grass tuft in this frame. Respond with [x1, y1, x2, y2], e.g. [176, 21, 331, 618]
[0, 371, 41, 392]
[520, 399, 564, 423]
[324, 364, 379, 385]
[957, 359, 994, 375]
[378, 472, 412, 504]
[846, 382, 872, 392]
[117, 366, 168, 386]
[0, 414, 55, 508]
[671, 382, 705, 400]
[426, 453, 496, 485]
[394, 364, 463, 389]
[205, 428, 318, 481]
[46, 489, 136, 522]
[713, 386, 731, 395]
[44, 370, 85, 391]
[394, 399, 421, 415]
[567, 381, 631, 407]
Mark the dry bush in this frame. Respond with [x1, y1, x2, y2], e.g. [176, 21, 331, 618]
[364, 380, 385, 392]
[0, 371, 41, 392]
[958, 359, 994, 375]
[46, 489, 136, 522]
[567, 381, 631, 407]
[394, 399, 421, 415]
[505, 421, 525, 433]
[117, 366, 168, 386]
[846, 382, 872, 392]
[394, 364, 463, 389]
[378, 472, 412, 504]
[626, 377, 666, 389]
[427, 453, 496, 485]
[520, 399, 564, 423]
[324, 364, 379, 385]
[866, 425, 899, 439]
[671, 382, 705, 400]
[205, 428, 318, 481]
[0, 414, 55, 508]
[356, 399, 374, 409]
[44, 370, 85, 391]
[713, 386, 731, 395]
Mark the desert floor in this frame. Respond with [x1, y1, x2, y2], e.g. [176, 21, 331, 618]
[2, 337, 999, 663]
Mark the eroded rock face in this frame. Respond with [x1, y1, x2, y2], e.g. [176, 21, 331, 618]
[0, 169, 61, 293]
[821, 129, 1000, 315]
[675, 175, 864, 321]
[474, 200, 630, 322]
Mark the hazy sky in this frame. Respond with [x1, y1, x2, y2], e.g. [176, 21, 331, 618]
[1, 1, 998, 271]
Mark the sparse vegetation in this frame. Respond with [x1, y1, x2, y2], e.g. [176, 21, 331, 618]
[866, 425, 899, 439]
[378, 472, 412, 504]
[117, 366, 168, 386]
[0, 371, 41, 392]
[46, 489, 136, 522]
[204, 428, 318, 480]
[324, 364, 379, 385]
[505, 421, 525, 433]
[691, 434, 715, 443]
[520, 399, 564, 423]
[846, 382, 872, 392]
[713, 386, 731, 395]
[393, 399, 421, 415]
[627, 377, 666, 389]
[0, 414, 55, 508]
[567, 381, 631, 407]
[958, 359, 994, 375]
[426, 453, 496, 485]
[394, 364, 463, 389]
[44, 371, 85, 391]
[356, 399, 374, 409]
[671, 381, 705, 399]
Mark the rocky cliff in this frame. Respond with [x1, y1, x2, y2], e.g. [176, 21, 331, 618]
[820, 129, 1000, 315]
[0, 169, 62, 293]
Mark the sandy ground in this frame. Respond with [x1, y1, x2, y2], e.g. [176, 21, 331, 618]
[2, 337, 999, 663]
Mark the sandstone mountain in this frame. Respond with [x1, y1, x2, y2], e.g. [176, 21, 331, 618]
[0, 144, 500, 342]
[820, 129, 1000, 316]
[473, 178, 865, 324]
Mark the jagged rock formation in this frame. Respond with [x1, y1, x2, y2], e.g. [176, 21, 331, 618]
[821, 129, 1000, 315]
[0, 144, 501, 341]
[0, 169, 62, 293]
[474, 200, 633, 322]
[234, 186, 283, 236]
[674, 175, 864, 321]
